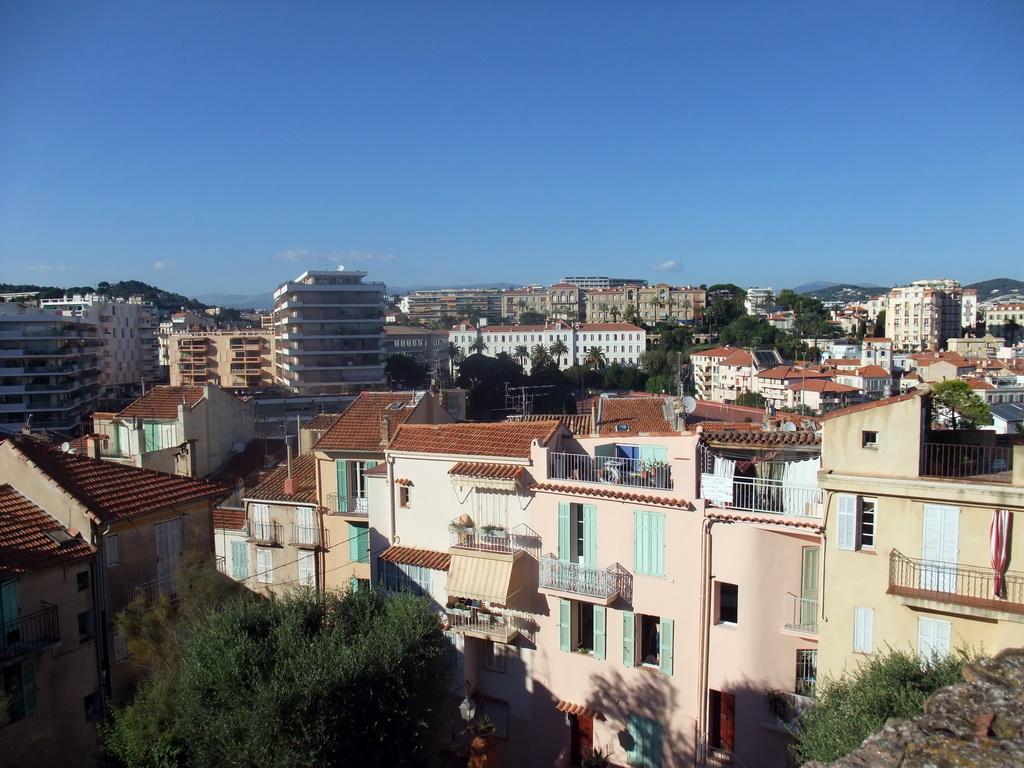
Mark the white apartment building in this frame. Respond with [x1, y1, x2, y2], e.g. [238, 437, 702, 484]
[744, 287, 775, 316]
[39, 294, 159, 394]
[0, 303, 102, 435]
[273, 268, 385, 394]
[884, 280, 977, 353]
[449, 321, 646, 372]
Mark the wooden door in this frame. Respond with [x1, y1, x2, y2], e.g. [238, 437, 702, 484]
[570, 714, 594, 767]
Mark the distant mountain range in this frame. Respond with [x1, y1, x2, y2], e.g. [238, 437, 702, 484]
[795, 282, 887, 303]
[964, 278, 1024, 304]
[195, 293, 275, 311]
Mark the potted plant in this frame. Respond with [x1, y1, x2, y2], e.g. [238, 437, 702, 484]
[582, 748, 611, 768]
[468, 714, 496, 739]
[480, 524, 507, 538]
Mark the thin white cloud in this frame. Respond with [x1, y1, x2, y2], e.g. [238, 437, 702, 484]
[153, 261, 174, 270]
[653, 260, 682, 273]
[27, 265, 74, 272]
[276, 248, 315, 262]
[328, 250, 395, 264]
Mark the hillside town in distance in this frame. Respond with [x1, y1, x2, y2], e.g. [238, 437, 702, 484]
[2, 270, 1024, 767]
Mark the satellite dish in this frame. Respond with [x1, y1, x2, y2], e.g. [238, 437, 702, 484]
[681, 396, 697, 414]
[60, 442, 71, 452]
[232, 442, 247, 453]
[782, 422, 797, 432]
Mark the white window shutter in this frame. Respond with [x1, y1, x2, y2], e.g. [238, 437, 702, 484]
[105, 534, 119, 566]
[854, 606, 873, 653]
[836, 495, 857, 551]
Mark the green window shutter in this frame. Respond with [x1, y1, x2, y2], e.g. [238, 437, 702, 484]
[628, 715, 662, 768]
[349, 523, 369, 563]
[21, 659, 39, 714]
[635, 511, 665, 577]
[593, 605, 607, 660]
[639, 445, 667, 465]
[557, 503, 571, 561]
[660, 618, 674, 676]
[627, 715, 644, 765]
[144, 422, 158, 452]
[582, 505, 597, 567]
[635, 511, 649, 574]
[365, 460, 378, 469]
[622, 610, 635, 666]
[336, 461, 349, 513]
[651, 513, 665, 577]
[559, 599, 571, 652]
[1, 578, 19, 628]
[230, 541, 249, 579]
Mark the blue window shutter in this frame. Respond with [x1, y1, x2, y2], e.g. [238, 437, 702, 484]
[21, 659, 39, 714]
[336, 461, 349, 513]
[627, 715, 644, 765]
[583, 505, 597, 567]
[365, 460, 378, 469]
[628, 715, 662, 768]
[593, 605, 607, 660]
[349, 523, 369, 563]
[622, 610, 635, 666]
[230, 541, 248, 579]
[660, 618, 674, 676]
[558, 503, 571, 561]
[559, 599, 571, 652]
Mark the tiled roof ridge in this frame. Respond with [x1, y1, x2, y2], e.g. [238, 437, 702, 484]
[705, 511, 823, 531]
[388, 420, 563, 459]
[820, 389, 923, 421]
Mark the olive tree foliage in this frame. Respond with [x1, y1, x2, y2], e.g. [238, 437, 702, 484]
[101, 588, 451, 768]
[792, 647, 972, 765]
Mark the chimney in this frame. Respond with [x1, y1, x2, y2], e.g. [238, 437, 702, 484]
[381, 415, 391, 447]
[282, 438, 298, 495]
[86, 435, 101, 459]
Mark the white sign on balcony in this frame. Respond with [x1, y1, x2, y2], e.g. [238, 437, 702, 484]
[701, 474, 733, 505]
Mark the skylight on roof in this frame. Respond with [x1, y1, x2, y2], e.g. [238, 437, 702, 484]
[44, 529, 75, 546]
[615, 424, 630, 432]
[387, 402, 405, 410]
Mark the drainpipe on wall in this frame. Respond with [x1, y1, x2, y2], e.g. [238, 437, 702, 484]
[695, 516, 723, 767]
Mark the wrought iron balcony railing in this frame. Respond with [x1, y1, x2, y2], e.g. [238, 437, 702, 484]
[782, 593, 819, 635]
[288, 523, 325, 548]
[323, 493, 368, 517]
[127, 578, 177, 606]
[548, 451, 673, 490]
[246, 519, 282, 545]
[538, 554, 631, 603]
[1, 605, 60, 664]
[920, 442, 1013, 483]
[700, 474, 823, 517]
[888, 549, 1024, 615]
[445, 605, 518, 644]
[448, 521, 540, 555]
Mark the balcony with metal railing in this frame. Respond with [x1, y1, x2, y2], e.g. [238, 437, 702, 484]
[448, 520, 540, 556]
[246, 520, 283, 545]
[547, 451, 673, 490]
[764, 689, 815, 732]
[324, 493, 368, 517]
[920, 442, 1014, 484]
[538, 555, 631, 605]
[781, 593, 818, 635]
[1, 605, 60, 665]
[445, 604, 519, 644]
[888, 550, 1024, 615]
[700, 474, 823, 517]
[288, 523, 325, 548]
[127, 578, 176, 606]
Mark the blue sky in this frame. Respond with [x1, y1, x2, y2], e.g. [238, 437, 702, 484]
[1, 1, 1021, 298]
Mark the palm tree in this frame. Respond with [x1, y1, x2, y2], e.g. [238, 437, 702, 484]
[610, 306, 621, 323]
[549, 339, 569, 368]
[1003, 319, 1021, 346]
[530, 344, 551, 370]
[513, 344, 529, 368]
[624, 304, 637, 325]
[447, 342, 461, 376]
[585, 346, 607, 371]
[469, 336, 488, 355]
[598, 303, 610, 322]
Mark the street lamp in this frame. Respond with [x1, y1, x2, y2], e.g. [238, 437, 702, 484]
[456, 679, 476, 722]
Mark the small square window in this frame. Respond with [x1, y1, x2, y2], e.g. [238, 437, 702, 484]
[482, 641, 507, 674]
[716, 582, 738, 625]
[862, 431, 879, 448]
[76, 571, 90, 592]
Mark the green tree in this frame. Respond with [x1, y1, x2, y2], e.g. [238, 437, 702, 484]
[518, 310, 546, 325]
[530, 343, 552, 369]
[792, 647, 971, 765]
[1003, 318, 1021, 345]
[735, 390, 767, 408]
[549, 338, 569, 368]
[584, 346, 608, 371]
[386, 354, 429, 389]
[102, 588, 450, 768]
[929, 379, 992, 430]
[513, 344, 529, 367]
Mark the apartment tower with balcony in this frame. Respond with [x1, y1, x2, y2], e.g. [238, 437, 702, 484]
[273, 268, 386, 394]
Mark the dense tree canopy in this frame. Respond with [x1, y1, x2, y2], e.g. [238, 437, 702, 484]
[102, 588, 450, 768]
[929, 379, 992, 430]
[387, 353, 430, 389]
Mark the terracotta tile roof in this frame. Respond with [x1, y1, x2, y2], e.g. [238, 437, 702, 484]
[245, 453, 318, 504]
[389, 421, 562, 459]
[820, 390, 923, 421]
[695, 422, 765, 432]
[757, 366, 833, 380]
[365, 463, 387, 476]
[719, 349, 754, 366]
[596, 397, 674, 435]
[379, 545, 450, 571]
[9, 438, 228, 524]
[448, 462, 526, 481]
[531, 482, 690, 508]
[699, 430, 821, 446]
[213, 506, 247, 531]
[508, 413, 593, 435]
[690, 347, 733, 358]
[302, 413, 344, 432]
[689, 400, 803, 427]
[577, 323, 644, 331]
[786, 380, 861, 393]
[116, 385, 207, 420]
[555, 700, 606, 721]
[855, 365, 891, 377]
[395, 477, 413, 486]
[911, 351, 972, 367]
[313, 392, 425, 452]
[968, 378, 996, 390]
[863, 337, 891, 343]
[0, 485, 94, 576]
[705, 511, 823, 531]
[208, 438, 285, 486]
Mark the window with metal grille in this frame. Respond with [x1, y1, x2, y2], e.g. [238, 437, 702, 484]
[796, 649, 817, 697]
